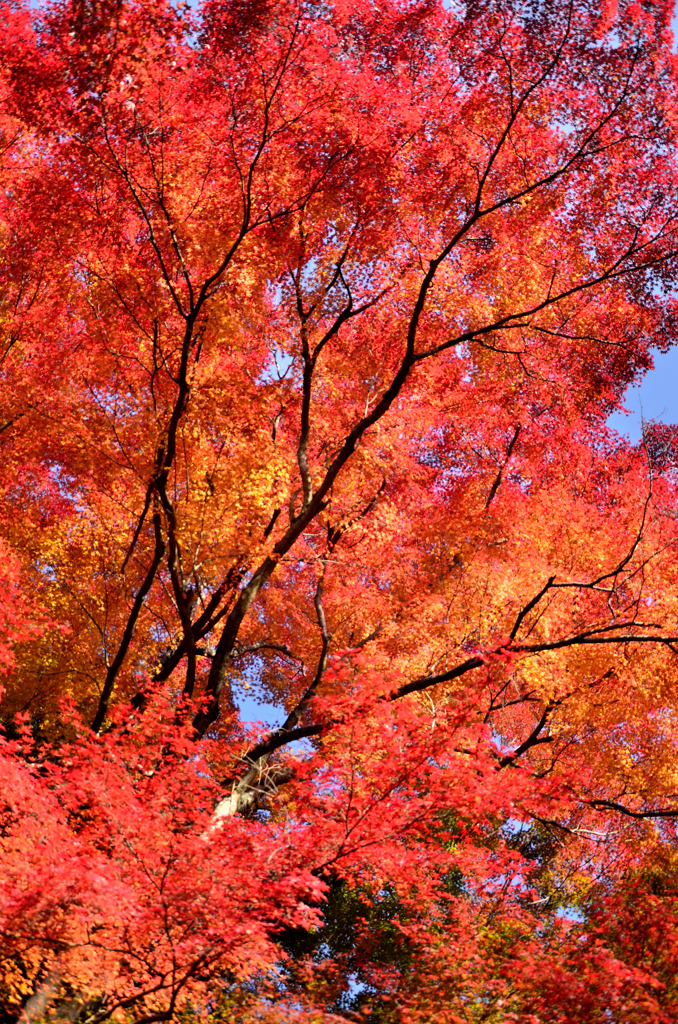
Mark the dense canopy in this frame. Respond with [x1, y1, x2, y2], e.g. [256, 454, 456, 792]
[3, 0, 678, 1020]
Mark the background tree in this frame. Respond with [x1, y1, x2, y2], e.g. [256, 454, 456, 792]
[3, 0, 678, 1020]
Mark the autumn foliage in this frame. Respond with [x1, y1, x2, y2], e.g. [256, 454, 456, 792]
[4, 0, 678, 1020]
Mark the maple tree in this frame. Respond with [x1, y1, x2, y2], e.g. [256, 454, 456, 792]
[4, 0, 678, 1019]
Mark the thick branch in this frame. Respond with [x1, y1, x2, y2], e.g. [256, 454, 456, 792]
[92, 511, 165, 732]
[585, 798, 678, 819]
[485, 424, 521, 509]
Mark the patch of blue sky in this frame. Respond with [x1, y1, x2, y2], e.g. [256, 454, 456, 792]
[232, 674, 283, 730]
[257, 347, 295, 387]
[607, 345, 678, 445]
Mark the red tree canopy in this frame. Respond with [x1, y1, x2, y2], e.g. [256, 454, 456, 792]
[3, 0, 678, 1020]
